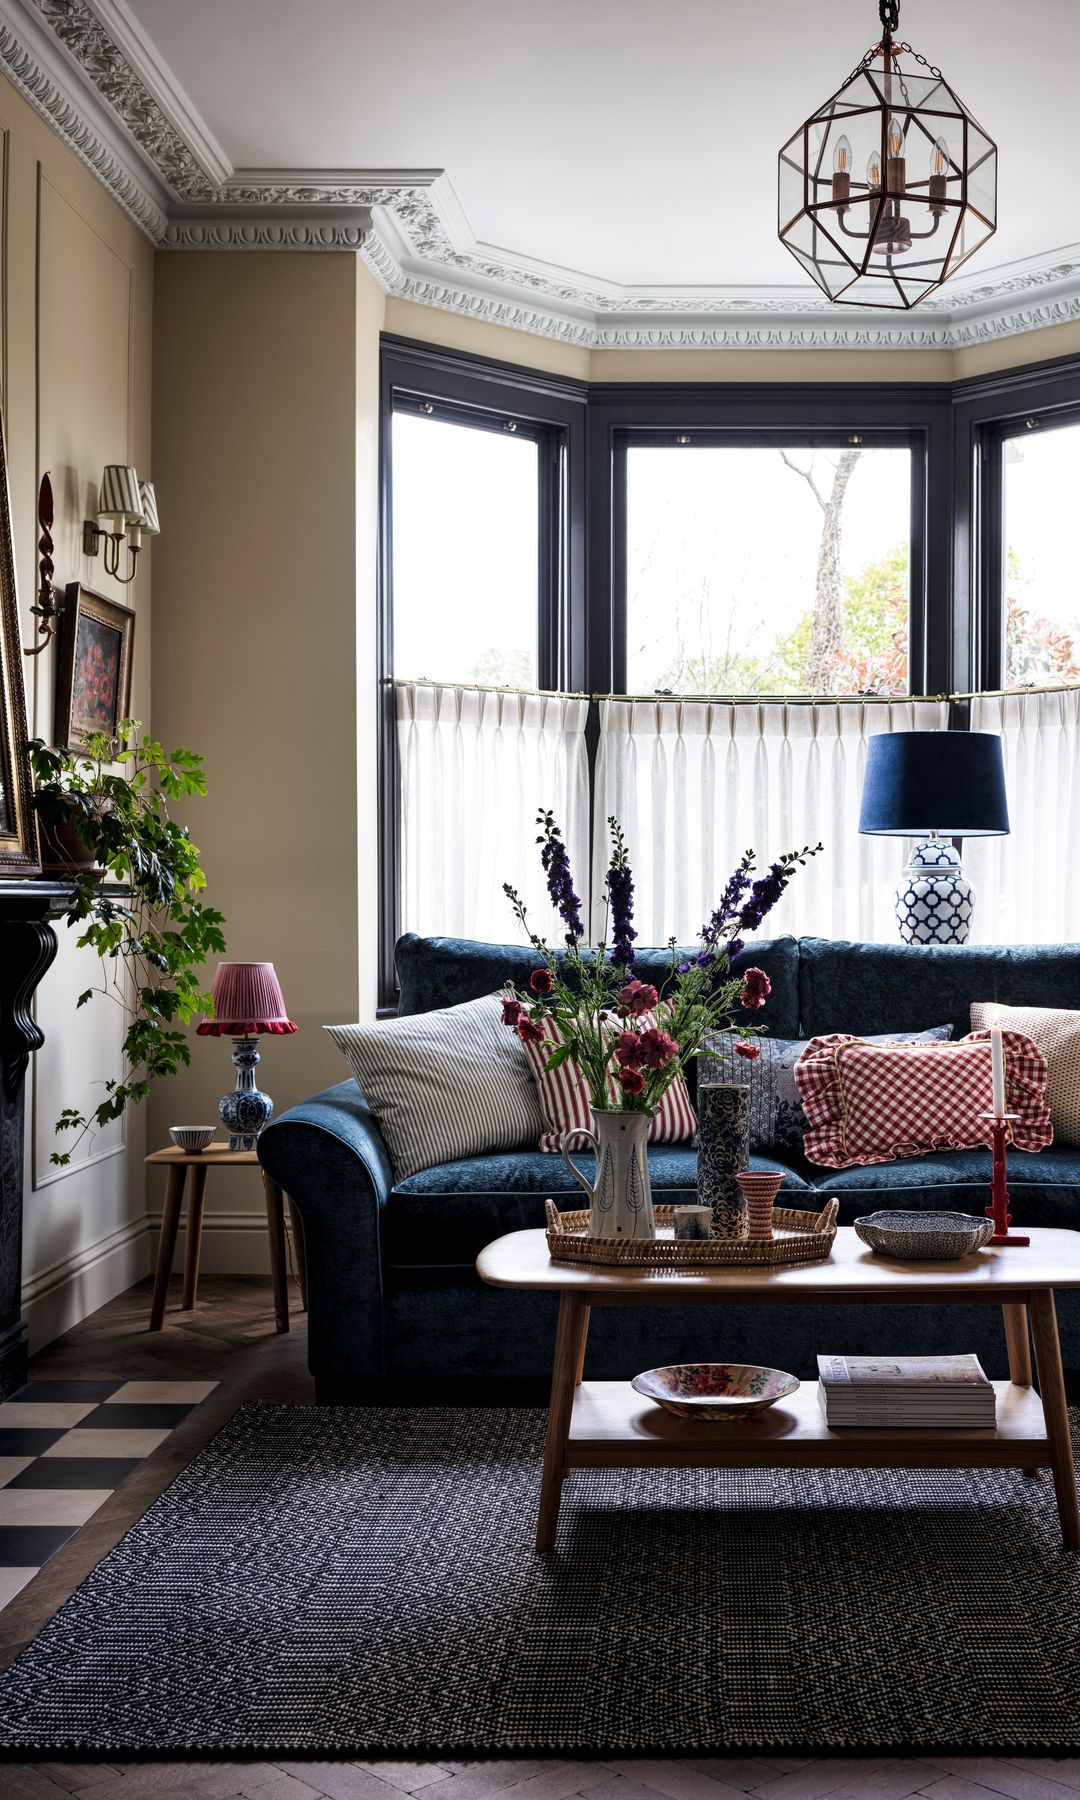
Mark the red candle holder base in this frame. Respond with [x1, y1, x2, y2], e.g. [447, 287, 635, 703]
[979, 1112, 1029, 1246]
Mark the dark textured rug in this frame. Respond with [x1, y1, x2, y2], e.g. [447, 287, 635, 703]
[0, 1402, 1078, 1755]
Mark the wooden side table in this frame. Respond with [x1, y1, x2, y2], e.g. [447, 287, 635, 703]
[145, 1144, 307, 1334]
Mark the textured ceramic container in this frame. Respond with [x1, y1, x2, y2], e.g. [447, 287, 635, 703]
[736, 1169, 785, 1241]
[697, 1083, 750, 1238]
[561, 1107, 656, 1241]
[168, 1125, 217, 1152]
[854, 1210, 994, 1259]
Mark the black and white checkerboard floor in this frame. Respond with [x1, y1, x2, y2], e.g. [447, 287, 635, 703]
[0, 1378, 218, 1609]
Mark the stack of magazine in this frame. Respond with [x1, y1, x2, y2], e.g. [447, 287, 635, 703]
[817, 1354, 997, 1428]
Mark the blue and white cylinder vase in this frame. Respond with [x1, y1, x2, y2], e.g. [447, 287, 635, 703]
[697, 1083, 750, 1239]
[894, 835, 975, 945]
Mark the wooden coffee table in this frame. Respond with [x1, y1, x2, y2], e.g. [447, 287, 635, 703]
[476, 1226, 1080, 1553]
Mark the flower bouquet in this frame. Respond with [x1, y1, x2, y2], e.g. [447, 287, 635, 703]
[502, 811, 820, 1239]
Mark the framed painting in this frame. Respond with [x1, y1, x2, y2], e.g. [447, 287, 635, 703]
[56, 585, 135, 751]
[0, 399, 39, 876]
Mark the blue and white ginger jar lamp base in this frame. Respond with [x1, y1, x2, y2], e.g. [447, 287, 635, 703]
[894, 834, 974, 945]
[219, 1037, 274, 1151]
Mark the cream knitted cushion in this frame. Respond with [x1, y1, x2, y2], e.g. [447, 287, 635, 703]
[970, 1002, 1080, 1148]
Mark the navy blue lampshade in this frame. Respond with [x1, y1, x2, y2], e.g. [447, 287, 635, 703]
[859, 731, 1010, 838]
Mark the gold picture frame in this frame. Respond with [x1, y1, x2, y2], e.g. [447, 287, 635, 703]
[55, 584, 135, 751]
[0, 399, 39, 876]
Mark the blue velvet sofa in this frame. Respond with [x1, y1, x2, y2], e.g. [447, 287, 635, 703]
[257, 933, 1080, 1400]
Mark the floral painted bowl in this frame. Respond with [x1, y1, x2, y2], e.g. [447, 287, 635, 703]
[631, 1362, 800, 1421]
[854, 1210, 994, 1260]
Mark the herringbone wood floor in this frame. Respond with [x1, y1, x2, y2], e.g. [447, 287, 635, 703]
[3, 1275, 1078, 1800]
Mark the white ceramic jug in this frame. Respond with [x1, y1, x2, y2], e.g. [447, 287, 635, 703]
[561, 1106, 656, 1241]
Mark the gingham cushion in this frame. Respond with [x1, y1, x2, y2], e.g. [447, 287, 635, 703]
[520, 1012, 697, 1153]
[794, 1029, 1052, 1169]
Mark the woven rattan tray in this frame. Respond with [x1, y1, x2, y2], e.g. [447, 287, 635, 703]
[544, 1196, 839, 1267]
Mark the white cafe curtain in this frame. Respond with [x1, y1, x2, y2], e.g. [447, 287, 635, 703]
[591, 696, 950, 947]
[963, 687, 1080, 945]
[396, 682, 591, 945]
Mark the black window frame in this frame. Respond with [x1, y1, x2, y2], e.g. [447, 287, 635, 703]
[378, 337, 588, 1008]
[608, 422, 929, 699]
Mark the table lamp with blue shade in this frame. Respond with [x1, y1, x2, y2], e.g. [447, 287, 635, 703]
[858, 731, 1010, 944]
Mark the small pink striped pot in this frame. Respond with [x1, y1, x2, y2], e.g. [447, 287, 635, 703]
[735, 1170, 785, 1241]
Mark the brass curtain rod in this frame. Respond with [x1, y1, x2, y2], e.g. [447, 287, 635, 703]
[394, 676, 1080, 706]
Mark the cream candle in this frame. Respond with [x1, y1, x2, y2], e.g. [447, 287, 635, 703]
[990, 1026, 1006, 1117]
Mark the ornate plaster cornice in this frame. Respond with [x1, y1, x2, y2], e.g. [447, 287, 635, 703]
[6, 0, 1080, 353]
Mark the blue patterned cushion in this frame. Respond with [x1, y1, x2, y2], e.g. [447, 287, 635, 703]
[702, 1025, 953, 1153]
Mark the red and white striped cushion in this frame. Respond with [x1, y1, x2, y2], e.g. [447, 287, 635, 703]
[519, 1012, 697, 1152]
[794, 1029, 1052, 1169]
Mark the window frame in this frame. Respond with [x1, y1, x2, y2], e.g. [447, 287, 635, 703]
[609, 423, 928, 699]
[378, 338, 588, 1008]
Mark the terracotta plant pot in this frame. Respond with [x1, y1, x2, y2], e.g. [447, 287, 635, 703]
[37, 807, 104, 877]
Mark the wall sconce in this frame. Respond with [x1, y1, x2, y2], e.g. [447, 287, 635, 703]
[26, 464, 161, 656]
[82, 463, 160, 583]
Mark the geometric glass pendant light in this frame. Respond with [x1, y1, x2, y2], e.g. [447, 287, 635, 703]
[778, 0, 997, 310]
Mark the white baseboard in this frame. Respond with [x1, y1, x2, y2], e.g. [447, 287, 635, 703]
[22, 1217, 153, 1353]
[148, 1208, 279, 1276]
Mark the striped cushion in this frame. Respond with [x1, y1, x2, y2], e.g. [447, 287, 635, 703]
[326, 994, 545, 1180]
[519, 1013, 697, 1153]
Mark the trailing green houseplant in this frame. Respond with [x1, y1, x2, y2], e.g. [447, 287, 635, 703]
[26, 721, 226, 1164]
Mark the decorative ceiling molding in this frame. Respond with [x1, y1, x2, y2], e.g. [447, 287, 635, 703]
[5, 0, 1080, 353]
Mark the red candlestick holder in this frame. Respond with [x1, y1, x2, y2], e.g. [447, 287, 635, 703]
[978, 1112, 1029, 1246]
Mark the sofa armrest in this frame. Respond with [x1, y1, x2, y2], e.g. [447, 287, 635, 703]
[257, 1079, 392, 1385]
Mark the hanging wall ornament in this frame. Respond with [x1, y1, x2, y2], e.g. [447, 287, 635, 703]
[778, 0, 997, 309]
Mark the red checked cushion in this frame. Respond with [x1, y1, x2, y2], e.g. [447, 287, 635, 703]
[519, 1012, 697, 1153]
[794, 1029, 1052, 1169]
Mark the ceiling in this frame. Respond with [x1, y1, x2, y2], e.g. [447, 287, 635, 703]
[5, 0, 1080, 349]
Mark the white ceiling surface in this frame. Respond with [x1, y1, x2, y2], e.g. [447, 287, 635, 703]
[129, 0, 1077, 291]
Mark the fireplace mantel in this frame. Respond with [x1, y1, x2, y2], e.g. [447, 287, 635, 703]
[0, 880, 74, 1395]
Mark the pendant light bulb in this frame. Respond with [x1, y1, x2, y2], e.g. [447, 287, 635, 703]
[931, 136, 950, 177]
[866, 148, 882, 190]
[888, 117, 905, 159]
[833, 134, 852, 174]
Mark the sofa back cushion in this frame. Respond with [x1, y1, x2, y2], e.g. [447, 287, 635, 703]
[395, 933, 802, 1041]
[798, 937, 1080, 1042]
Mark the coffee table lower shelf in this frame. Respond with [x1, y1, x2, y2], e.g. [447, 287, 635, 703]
[568, 1378, 1046, 1469]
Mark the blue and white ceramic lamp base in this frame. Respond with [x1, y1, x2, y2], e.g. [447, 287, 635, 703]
[894, 835, 975, 946]
[219, 1036, 274, 1152]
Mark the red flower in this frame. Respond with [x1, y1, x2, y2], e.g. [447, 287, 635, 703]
[638, 1027, 678, 1070]
[529, 968, 554, 995]
[516, 1017, 545, 1045]
[501, 997, 525, 1027]
[739, 967, 772, 1011]
[619, 1066, 646, 1096]
[613, 1030, 645, 1068]
[734, 1041, 762, 1061]
[617, 978, 659, 1016]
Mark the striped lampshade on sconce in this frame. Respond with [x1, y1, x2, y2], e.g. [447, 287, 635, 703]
[137, 480, 160, 535]
[97, 464, 143, 530]
[196, 962, 297, 1037]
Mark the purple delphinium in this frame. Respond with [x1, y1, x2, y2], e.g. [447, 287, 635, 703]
[537, 809, 585, 947]
[698, 850, 755, 952]
[605, 816, 637, 970]
[737, 843, 823, 935]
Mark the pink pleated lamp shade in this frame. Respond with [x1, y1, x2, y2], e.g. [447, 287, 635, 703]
[196, 962, 297, 1037]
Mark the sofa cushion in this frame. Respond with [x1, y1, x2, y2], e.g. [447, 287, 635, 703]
[800, 1145, 1080, 1229]
[972, 1001, 1080, 1148]
[385, 1146, 811, 1268]
[798, 937, 1080, 1042]
[395, 934, 802, 1043]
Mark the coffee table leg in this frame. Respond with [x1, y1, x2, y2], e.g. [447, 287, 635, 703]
[149, 1165, 186, 1331]
[1030, 1290, 1080, 1551]
[537, 1292, 587, 1553]
[1003, 1303, 1039, 1476]
[575, 1304, 591, 1386]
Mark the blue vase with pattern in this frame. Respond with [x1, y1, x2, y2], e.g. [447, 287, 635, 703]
[894, 835, 975, 944]
[697, 1083, 750, 1239]
[219, 1037, 274, 1152]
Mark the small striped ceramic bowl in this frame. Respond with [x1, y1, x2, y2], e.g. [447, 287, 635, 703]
[169, 1125, 218, 1153]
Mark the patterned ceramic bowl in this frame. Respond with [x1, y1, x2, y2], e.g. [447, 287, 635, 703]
[169, 1126, 218, 1153]
[631, 1362, 800, 1421]
[854, 1210, 994, 1260]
